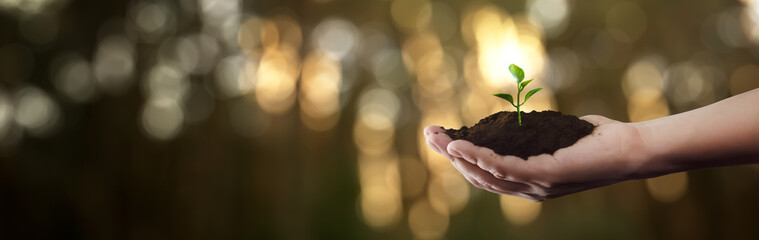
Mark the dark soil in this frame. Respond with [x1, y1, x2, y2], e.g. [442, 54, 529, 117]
[445, 111, 595, 159]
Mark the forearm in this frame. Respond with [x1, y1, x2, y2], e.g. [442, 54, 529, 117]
[632, 88, 759, 177]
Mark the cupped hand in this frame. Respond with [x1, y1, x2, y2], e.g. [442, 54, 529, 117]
[424, 115, 650, 202]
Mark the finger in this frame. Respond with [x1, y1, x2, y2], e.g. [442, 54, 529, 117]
[448, 158, 491, 190]
[424, 126, 454, 160]
[454, 158, 543, 201]
[424, 125, 446, 137]
[579, 115, 617, 126]
[451, 156, 532, 195]
[457, 166, 487, 189]
[447, 140, 535, 182]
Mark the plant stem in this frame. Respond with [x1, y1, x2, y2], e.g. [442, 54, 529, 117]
[517, 86, 522, 126]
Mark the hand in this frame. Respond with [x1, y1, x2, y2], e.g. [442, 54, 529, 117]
[424, 115, 649, 202]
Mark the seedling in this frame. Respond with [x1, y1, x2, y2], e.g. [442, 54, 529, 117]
[493, 64, 543, 126]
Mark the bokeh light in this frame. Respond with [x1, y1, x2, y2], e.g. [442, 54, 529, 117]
[401, 32, 443, 75]
[741, 0, 759, 43]
[468, 4, 546, 90]
[415, 52, 457, 101]
[199, 0, 241, 48]
[0, 90, 14, 140]
[622, 54, 667, 98]
[358, 153, 403, 229]
[93, 35, 136, 96]
[646, 173, 689, 203]
[144, 64, 189, 101]
[214, 54, 252, 98]
[0, 0, 64, 16]
[427, 168, 470, 215]
[527, 0, 570, 38]
[312, 18, 358, 61]
[51, 52, 97, 103]
[299, 51, 342, 131]
[665, 61, 723, 112]
[255, 44, 300, 115]
[627, 88, 670, 122]
[623, 54, 671, 122]
[500, 194, 541, 226]
[715, 8, 747, 48]
[13, 86, 60, 137]
[354, 88, 400, 156]
[237, 15, 263, 52]
[408, 197, 449, 239]
[141, 97, 184, 140]
[128, 1, 176, 43]
[176, 33, 221, 75]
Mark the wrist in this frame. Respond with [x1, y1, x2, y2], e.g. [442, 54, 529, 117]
[628, 121, 678, 179]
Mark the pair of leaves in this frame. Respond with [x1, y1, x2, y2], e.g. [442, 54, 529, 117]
[509, 64, 535, 90]
[493, 87, 542, 107]
[495, 63, 543, 108]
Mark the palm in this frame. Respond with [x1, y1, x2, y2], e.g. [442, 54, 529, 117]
[424, 115, 644, 201]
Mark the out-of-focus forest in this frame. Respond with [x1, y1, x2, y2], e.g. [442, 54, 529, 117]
[1, 0, 759, 239]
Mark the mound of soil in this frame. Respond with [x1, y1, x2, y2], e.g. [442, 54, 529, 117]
[445, 111, 595, 159]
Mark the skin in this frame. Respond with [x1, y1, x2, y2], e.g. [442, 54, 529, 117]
[424, 88, 759, 202]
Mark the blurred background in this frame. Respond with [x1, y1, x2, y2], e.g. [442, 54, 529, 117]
[1, 0, 759, 239]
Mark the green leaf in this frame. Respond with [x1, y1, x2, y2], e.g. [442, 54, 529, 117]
[508, 64, 525, 83]
[519, 78, 534, 91]
[493, 93, 515, 106]
[523, 88, 543, 103]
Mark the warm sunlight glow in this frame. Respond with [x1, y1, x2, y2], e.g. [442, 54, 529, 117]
[500, 194, 541, 226]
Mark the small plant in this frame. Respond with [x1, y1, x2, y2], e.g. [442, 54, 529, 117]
[493, 64, 543, 126]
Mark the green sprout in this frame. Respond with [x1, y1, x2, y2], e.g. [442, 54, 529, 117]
[493, 64, 543, 126]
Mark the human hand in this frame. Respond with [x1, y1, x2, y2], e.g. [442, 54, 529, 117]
[424, 115, 650, 202]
